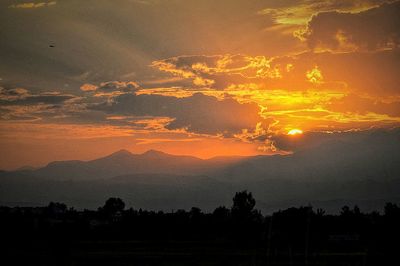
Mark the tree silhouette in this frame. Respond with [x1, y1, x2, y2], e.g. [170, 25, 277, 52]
[103, 197, 125, 215]
[213, 206, 230, 220]
[189, 207, 202, 219]
[340, 205, 351, 216]
[1, 193, 400, 265]
[384, 202, 400, 217]
[46, 202, 67, 216]
[231, 190, 258, 222]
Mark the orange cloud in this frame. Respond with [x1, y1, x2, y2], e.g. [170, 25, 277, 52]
[259, 0, 387, 26]
[9, 1, 56, 9]
[80, 83, 98, 92]
[151, 54, 286, 90]
[80, 81, 139, 97]
[306, 66, 323, 84]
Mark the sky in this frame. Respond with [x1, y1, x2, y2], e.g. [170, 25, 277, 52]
[0, 0, 400, 169]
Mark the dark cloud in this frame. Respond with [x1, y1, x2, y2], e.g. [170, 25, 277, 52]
[96, 81, 139, 92]
[0, 87, 79, 121]
[80, 81, 139, 96]
[0, 85, 265, 136]
[273, 127, 400, 154]
[91, 92, 262, 135]
[300, 1, 400, 51]
[0, 87, 76, 106]
[0, 87, 29, 100]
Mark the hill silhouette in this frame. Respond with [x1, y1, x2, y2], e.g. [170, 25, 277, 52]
[33, 149, 218, 180]
[1, 130, 400, 212]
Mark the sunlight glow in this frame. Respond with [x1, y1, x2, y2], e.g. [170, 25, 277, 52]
[287, 129, 303, 135]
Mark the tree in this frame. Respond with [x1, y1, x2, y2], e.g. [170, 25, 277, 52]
[103, 197, 125, 215]
[340, 205, 351, 216]
[213, 206, 230, 221]
[189, 207, 202, 219]
[231, 190, 258, 221]
[316, 208, 325, 217]
[46, 202, 67, 216]
[340, 205, 362, 217]
[384, 202, 400, 217]
[353, 205, 361, 216]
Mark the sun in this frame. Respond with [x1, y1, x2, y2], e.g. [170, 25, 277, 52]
[287, 129, 303, 136]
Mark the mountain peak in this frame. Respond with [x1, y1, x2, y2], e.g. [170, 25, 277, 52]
[108, 149, 133, 157]
[141, 149, 169, 157]
[116, 149, 132, 154]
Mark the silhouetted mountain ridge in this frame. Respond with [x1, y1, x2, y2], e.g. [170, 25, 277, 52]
[32, 149, 227, 180]
[1, 129, 400, 212]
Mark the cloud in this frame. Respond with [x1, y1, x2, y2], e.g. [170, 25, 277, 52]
[3, 43, 400, 137]
[272, 127, 400, 155]
[151, 54, 288, 90]
[91, 92, 263, 135]
[0, 87, 75, 105]
[299, 1, 400, 51]
[144, 48, 400, 135]
[1, 0, 400, 147]
[0, 0, 296, 92]
[259, 0, 390, 25]
[80, 84, 98, 92]
[151, 55, 221, 88]
[1, 84, 267, 138]
[0, 87, 29, 100]
[318, 50, 399, 94]
[0, 87, 78, 121]
[9, 1, 56, 9]
[328, 93, 400, 117]
[234, 120, 281, 153]
[306, 66, 323, 84]
[261, 49, 400, 95]
[80, 81, 139, 96]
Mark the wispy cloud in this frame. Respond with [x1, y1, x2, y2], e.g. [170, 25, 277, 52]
[9, 1, 56, 9]
[259, 0, 390, 26]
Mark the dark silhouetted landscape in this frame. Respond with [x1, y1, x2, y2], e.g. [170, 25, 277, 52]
[1, 192, 399, 265]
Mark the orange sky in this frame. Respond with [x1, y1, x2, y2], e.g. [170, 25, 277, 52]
[1, 0, 400, 169]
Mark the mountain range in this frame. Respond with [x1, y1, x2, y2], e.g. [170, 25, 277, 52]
[1, 130, 400, 213]
[34, 149, 215, 180]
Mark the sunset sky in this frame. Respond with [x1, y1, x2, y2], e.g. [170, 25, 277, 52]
[1, 0, 399, 169]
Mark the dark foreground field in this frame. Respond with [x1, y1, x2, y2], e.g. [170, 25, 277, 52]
[3, 239, 388, 266]
[1, 192, 399, 266]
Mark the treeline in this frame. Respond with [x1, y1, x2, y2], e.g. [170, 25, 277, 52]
[1, 191, 400, 256]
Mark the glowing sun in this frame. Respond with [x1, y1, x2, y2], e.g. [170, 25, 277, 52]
[287, 129, 303, 136]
